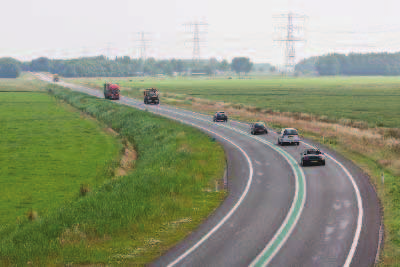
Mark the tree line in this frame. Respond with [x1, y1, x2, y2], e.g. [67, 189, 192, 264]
[0, 56, 255, 78]
[4, 52, 400, 78]
[295, 52, 400, 76]
[0, 58, 21, 78]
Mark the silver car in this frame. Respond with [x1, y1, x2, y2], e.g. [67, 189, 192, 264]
[277, 128, 300, 146]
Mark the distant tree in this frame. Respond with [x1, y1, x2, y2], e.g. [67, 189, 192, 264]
[31, 57, 50, 72]
[18, 55, 261, 78]
[0, 57, 21, 78]
[175, 59, 184, 74]
[296, 52, 400, 76]
[208, 57, 219, 75]
[316, 55, 340, 75]
[219, 59, 230, 71]
[231, 57, 253, 77]
[63, 65, 77, 77]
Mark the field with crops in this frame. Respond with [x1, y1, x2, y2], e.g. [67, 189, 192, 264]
[69, 76, 400, 128]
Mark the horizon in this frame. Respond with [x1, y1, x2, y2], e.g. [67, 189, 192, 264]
[2, 0, 400, 66]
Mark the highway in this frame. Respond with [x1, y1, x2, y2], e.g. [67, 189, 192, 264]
[36, 73, 382, 267]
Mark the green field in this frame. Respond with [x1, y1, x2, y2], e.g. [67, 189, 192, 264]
[0, 92, 121, 226]
[0, 79, 226, 265]
[70, 76, 400, 128]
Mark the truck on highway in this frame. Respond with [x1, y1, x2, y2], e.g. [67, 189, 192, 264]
[104, 82, 120, 100]
[53, 74, 59, 82]
[144, 88, 160, 104]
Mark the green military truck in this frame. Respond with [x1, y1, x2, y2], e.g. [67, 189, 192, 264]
[144, 88, 160, 104]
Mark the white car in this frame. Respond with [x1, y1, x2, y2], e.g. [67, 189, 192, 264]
[277, 128, 300, 146]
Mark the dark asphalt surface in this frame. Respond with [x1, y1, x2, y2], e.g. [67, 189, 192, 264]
[36, 74, 381, 267]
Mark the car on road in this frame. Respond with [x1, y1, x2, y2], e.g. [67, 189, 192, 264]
[277, 128, 300, 145]
[250, 122, 268, 135]
[300, 148, 326, 166]
[213, 111, 228, 122]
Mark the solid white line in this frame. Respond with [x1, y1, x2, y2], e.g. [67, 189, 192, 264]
[71, 85, 304, 265]
[64, 80, 303, 265]
[152, 106, 306, 266]
[161, 117, 255, 267]
[301, 141, 363, 266]
[249, 143, 306, 267]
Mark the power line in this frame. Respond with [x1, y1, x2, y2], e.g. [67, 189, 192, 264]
[136, 32, 151, 75]
[273, 12, 307, 73]
[137, 32, 151, 61]
[184, 20, 208, 67]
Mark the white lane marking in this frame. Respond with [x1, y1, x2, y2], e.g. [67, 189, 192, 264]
[249, 153, 305, 267]
[149, 105, 306, 267]
[301, 141, 363, 267]
[162, 119, 254, 267]
[72, 83, 305, 266]
[38, 75, 346, 266]
[37, 74, 256, 265]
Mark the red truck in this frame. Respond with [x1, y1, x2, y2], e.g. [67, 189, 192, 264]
[104, 83, 120, 100]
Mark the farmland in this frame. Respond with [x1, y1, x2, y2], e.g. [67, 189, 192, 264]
[69, 75, 400, 128]
[0, 92, 121, 226]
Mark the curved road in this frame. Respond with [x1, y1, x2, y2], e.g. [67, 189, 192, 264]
[36, 74, 381, 266]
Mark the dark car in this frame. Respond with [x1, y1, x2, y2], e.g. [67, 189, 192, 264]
[300, 148, 326, 166]
[250, 122, 268, 135]
[213, 111, 228, 122]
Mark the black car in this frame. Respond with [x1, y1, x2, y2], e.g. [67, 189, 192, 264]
[213, 111, 228, 122]
[250, 122, 268, 135]
[300, 148, 326, 166]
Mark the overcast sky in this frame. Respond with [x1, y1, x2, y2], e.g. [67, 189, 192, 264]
[2, 0, 400, 65]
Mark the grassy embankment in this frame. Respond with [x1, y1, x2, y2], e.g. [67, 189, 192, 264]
[0, 76, 225, 265]
[69, 75, 400, 265]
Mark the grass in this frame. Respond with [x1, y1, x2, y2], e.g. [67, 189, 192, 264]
[0, 92, 121, 228]
[67, 75, 400, 265]
[0, 79, 226, 265]
[0, 72, 48, 92]
[68, 76, 400, 128]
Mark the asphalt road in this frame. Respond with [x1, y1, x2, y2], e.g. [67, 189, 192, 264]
[36, 74, 382, 267]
